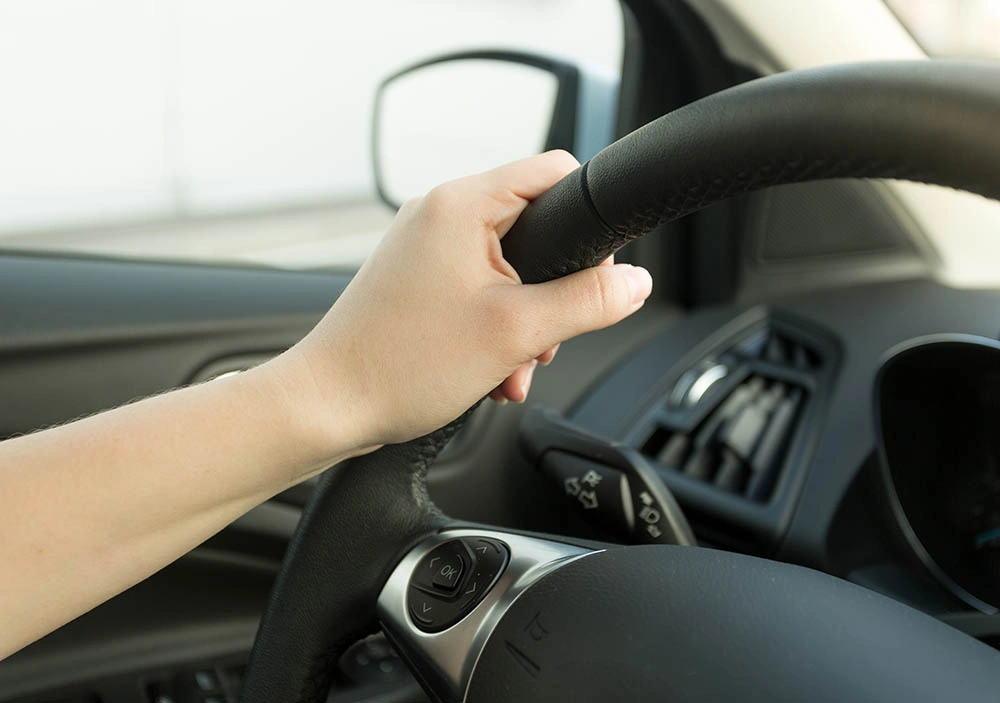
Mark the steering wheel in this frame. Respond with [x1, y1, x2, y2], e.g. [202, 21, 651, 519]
[239, 61, 1000, 702]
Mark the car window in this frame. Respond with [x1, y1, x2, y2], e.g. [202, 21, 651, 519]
[886, 0, 1000, 59]
[0, 1, 622, 270]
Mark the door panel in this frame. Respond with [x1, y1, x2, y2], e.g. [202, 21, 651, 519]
[0, 255, 349, 436]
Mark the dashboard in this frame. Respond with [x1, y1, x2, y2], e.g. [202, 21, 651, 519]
[569, 278, 1000, 631]
[3, 269, 1000, 701]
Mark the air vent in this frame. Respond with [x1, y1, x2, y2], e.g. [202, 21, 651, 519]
[734, 327, 822, 371]
[641, 325, 820, 502]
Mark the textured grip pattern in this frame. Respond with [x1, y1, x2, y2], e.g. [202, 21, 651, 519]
[614, 158, 928, 239]
[586, 60, 1000, 251]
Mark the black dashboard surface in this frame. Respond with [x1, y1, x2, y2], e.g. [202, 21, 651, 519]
[570, 277, 1000, 622]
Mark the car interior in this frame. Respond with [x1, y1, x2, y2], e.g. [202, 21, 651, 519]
[3, 0, 1000, 701]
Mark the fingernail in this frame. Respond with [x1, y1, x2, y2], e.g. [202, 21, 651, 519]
[495, 397, 508, 406]
[622, 265, 653, 305]
[519, 361, 538, 401]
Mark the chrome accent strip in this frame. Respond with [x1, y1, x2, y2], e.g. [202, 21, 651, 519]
[686, 363, 729, 406]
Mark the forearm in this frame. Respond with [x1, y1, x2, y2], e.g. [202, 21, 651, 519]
[0, 151, 650, 661]
[0, 350, 367, 659]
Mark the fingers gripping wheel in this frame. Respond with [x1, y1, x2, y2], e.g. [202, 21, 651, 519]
[502, 61, 1000, 278]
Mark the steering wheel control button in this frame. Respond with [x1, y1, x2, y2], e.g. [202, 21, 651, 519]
[431, 554, 464, 591]
[406, 537, 510, 633]
[521, 407, 696, 546]
[541, 451, 632, 539]
[460, 538, 508, 599]
[409, 592, 438, 626]
[411, 539, 470, 595]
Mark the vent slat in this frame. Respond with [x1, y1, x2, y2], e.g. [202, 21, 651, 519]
[641, 325, 819, 502]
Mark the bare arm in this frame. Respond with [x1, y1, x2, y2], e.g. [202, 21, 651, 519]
[0, 354, 359, 659]
[0, 152, 653, 659]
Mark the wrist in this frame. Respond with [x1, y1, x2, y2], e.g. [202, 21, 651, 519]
[246, 347, 379, 481]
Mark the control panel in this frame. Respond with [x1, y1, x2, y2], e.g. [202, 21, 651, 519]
[378, 529, 593, 702]
[407, 537, 509, 632]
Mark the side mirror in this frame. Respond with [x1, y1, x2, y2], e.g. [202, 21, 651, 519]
[372, 50, 617, 209]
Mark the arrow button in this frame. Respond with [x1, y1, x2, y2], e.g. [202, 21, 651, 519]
[409, 596, 435, 626]
[578, 490, 599, 509]
[408, 539, 510, 633]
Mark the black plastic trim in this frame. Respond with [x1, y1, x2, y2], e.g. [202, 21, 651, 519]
[874, 334, 1000, 614]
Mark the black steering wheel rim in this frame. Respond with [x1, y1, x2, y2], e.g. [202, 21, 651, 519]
[240, 60, 1000, 703]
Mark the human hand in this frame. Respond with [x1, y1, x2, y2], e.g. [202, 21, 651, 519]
[281, 151, 653, 455]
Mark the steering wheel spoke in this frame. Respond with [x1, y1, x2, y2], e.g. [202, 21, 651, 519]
[378, 528, 595, 702]
[240, 419, 468, 703]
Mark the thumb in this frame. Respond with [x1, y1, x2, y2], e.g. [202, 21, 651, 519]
[514, 263, 653, 356]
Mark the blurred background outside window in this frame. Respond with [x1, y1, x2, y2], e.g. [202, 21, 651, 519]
[0, 0, 622, 269]
[887, 0, 1000, 59]
[1, 1, 997, 271]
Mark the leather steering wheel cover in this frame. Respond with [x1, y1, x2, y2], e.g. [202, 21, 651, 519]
[501, 60, 1000, 281]
[243, 60, 1000, 703]
[588, 60, 1000, 236]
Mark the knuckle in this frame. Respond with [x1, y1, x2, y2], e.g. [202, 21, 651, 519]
[588, 268, 624, 319]
[396, 196, 423, 221]
[421, 184, 457, 219]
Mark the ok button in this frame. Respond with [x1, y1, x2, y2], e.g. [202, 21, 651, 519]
[413, 540, 470, 594]
[431, 552, 464, 591]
